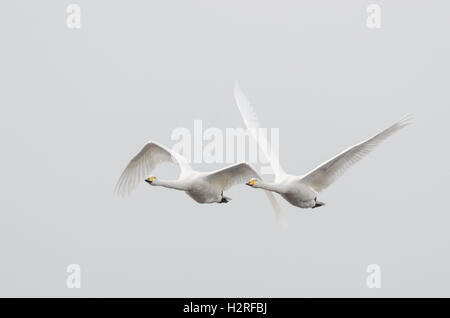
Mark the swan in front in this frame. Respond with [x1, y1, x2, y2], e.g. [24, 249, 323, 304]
[115, 141, 284, 223]
[234, 81, 412, 209]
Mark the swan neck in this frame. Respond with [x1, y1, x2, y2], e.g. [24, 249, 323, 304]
[155, 179, 186, 191]
[257, 181, 279, 192]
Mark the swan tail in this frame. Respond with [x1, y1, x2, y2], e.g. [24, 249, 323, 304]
[219, 196, 232, 203]
[312, 199, 325, 209]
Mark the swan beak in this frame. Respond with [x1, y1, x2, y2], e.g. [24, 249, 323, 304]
[246, 179, 255, 186]
[145, 176, 154, 184]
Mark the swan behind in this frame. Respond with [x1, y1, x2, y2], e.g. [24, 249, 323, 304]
[235, 81, 411, 209]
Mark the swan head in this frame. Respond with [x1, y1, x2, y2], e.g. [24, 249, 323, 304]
[245, 178, 261, 188]
[145, 176, 156, 185]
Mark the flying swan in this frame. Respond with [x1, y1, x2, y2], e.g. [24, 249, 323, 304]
[115, 141, 284, 222]
[234, 81, 412, 209]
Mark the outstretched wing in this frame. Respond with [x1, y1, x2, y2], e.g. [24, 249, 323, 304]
[234, 81, 287, 181]
[207, 162, 285, 226]
[115, 141, 192, 196]
[300, 115, 412, 192]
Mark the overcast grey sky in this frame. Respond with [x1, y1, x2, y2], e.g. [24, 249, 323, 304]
[0, 1, 449, 297]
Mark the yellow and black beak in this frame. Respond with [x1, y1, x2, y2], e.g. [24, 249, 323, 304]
[145, 176, 154, 184]
[246, 179, 255, 186]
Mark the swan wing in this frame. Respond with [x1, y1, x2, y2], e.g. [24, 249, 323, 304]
[234, 81, 287, 181]
[206, 162, 285, 226]
[300, 115, 412, 192]
[115, 141, 192, 196]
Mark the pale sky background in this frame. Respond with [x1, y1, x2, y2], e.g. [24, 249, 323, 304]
[0, 1, 449, 297]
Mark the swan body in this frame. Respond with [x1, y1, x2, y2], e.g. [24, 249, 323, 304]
[235, 81, 411, 209]
[278, 177, 318, 209]
[115, 141, 284, 223]
[248, 175, 319, 208]
[150, 172, 229, 204]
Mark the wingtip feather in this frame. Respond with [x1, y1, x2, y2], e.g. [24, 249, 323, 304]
[397, 113, 413, 127]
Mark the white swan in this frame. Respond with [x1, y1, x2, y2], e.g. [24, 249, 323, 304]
[115, 141, 284, 222]
[234, 82, 412, 209]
